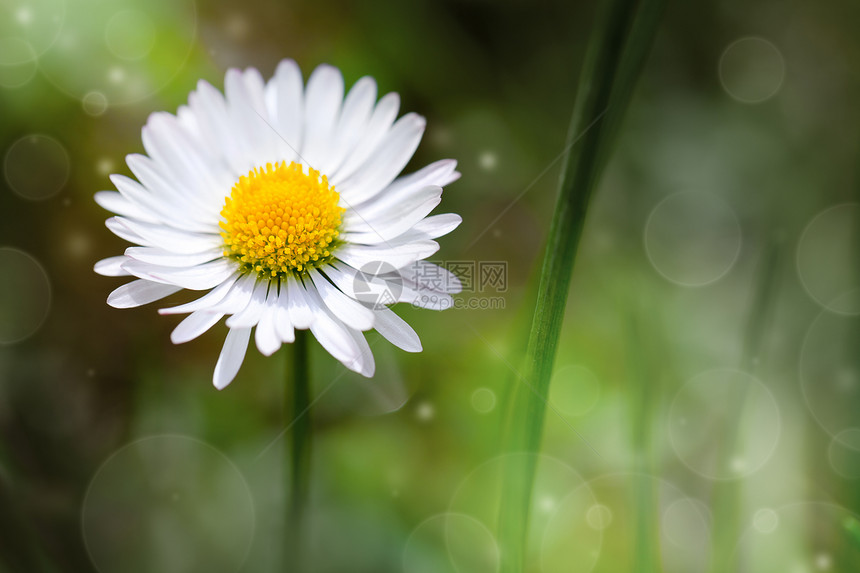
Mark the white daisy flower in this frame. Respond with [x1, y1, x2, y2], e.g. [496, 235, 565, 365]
[94, 60, 462, 389]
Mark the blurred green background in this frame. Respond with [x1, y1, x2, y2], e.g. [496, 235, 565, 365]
[2, 0, 860, 571]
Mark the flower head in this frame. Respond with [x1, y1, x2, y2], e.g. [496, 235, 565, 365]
[95, 61, 461, 389]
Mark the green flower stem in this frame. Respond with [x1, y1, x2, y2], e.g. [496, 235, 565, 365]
[286, 329, 312, 570]
[497, 0, 664, 570]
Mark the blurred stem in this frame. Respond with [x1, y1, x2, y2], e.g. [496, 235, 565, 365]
[627, 312, 661, 573]
[286, 329, 311, 571]
[0, 449, 56, 573]
[740, 239, 783, 371]
[844, 517, 860, 553]
[710, 238, 782, 573]
[497, 0, 664, 570]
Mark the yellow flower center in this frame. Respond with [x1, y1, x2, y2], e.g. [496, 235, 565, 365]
[220, 161, 344, 277]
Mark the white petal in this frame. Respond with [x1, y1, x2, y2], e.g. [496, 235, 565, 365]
[394, 264, 457, 308]
[105, 217, 149, 246]
[255, 289, 281, 356]
[107, 279, 182, 309]
[338, 113, 425, 203]
[142, 112, 229, 210]
[211, 273, 259, 314]
[336, 240, 439, 270]
[388, 158, 460, 191]
[225, 68, 268, 127]
[301, 64, 344, 171]
[171, 311, 224, 344]
[213, 327, 252, 390]
[111, 171, 214, 233]
[159, 272, 242, 315]
[310, 312, 360, 368]
[124, 154, 216, 222]
[326, 76, 377, 174]
[190, 80, 250, 175]
[393, 274, 452, 308]
[95, 256, 132, 277]
[373, 307, 422, 352]
[343, 186, 442, 244]
[368, 213, 463, 245]
[333, 92, 400, 183]
[346, 184, 442, 228]
[286, 277, 314, 329]
[322, 260, 402, 309]
[121, 258, 236, 290]
[271, 59, 304, 163]
[275, 281, 295, 343]
[302, 286, 361, 367]
[94, 191, 160, 223]
[226, 279, 269, 328]
[225, 68, 285, 165]
[354, 159, 458, 210]
[177, 102, 219, 158]
[307, 268, 374, 331]
[402, 261, 463, 294]
[345, 327, 376, 377]
[319, 262, 363, 298]
[409, 213, 462, 239]
[328, 260, 450, 310]
[125, 246, 223, 267]
[138, 136, 224, 222]
[109, 217, 221, 254]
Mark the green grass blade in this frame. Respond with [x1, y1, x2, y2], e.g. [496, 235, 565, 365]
[497, 0, 666, 570]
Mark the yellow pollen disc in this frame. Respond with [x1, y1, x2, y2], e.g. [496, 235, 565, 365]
[220, 161, 344, 277]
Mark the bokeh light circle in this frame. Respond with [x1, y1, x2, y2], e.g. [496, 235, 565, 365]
[0, 37, 38, 88]
[796, 204, 860, 315]
[585, 504, 613, 530]
[0, 0, 66, 57]
[82, 435, 255, 573]
[82, 91, 109, 116]
[719, 37, 785, 104]
[753, 508, 779, 534]
[450, 453, 598, 572]
[540, 490, 603, 573]
[4, 134, 70, 200]
[668, 369, 781, 479]
[827, 428, 860, 479]
[549, 364, 601, 417]
[644, 191, 742, 287]
[0, 247, 51, 344]
[734, 503, 858, 572]
[478, 151, 497, 171]
[402, 513, 499, 573]
[799, 310, 860, 438]
[470, 387, 496, 414]
[662, 497, 711, 557]
[40, 0, 196, 106]
[415, 401, 435, 421]
[543, 473, 709, 573]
